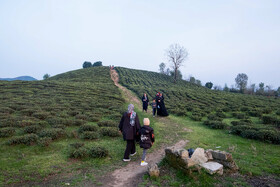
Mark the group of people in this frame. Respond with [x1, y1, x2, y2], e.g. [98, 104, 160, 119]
[118, 92, 168, 166]
[142, 92, 169, 117]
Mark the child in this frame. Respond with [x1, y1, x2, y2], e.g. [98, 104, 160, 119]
[151, 99, 157, 117]
[139, 118, 155, 166]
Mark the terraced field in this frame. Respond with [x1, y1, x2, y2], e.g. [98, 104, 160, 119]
[116, 67, 280, 144]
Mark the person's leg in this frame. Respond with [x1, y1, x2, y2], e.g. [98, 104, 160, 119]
[141, 149, 147, 161]
[131, 140, 136, 154]
[124, 140, 133, 159]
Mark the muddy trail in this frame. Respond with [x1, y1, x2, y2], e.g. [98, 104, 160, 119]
[100, 70, 190, 187]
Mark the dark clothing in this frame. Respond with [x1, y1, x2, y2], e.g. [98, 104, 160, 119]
[124, 140, 136, 159]
[142, 95, 149, 111]
[119, 112, 141, 140]
[153, 108, 156, 116]
[139, 126, 155, 149]
[156, 95, 169, 116]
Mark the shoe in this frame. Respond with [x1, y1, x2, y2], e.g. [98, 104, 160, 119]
[140, 161, 148, 166]
[123, 158, 131, 162]
[130, 152, 137, 156]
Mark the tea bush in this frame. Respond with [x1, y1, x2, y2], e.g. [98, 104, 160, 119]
[203, 120, 226, 129]
[38, 128, 65, 140]
[81, 131, 99, 140]
[88, 146, 109, 158]
[100, 127, 120, 137]
[262, 115, 280, 126]
[69, 147, 88, 159]
[38, 137, 52, 147]
[6, 134, 38, 145]
[0, 127, 16, 137]
[23, 125, 42, 133]
[98, 120, 118, 127]
[78, 124, 98, 133]
[69, 142, 85, 149]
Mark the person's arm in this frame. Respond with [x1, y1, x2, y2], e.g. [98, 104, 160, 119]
[135, 115, 141, 133]
[118, 114, 125, 132]
[151, 129, 155, 143]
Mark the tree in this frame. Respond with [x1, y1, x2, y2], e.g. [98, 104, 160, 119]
[256, 82, 265, 95]
[195, 79, 202, 86]
[223, 84, 229, 92]
[277, 87, 280, 96]
[159, 62, 166, 74]
[189, 76, 195, 84]
[166, 43, 188, 83]
[83, 61, 92, 68]
[235, 73, 248, 93]
[92, 61, 102, 67]
[205, 82, 213, 89]
[43, 73, 50, 80]
[170, 70, 182, 80]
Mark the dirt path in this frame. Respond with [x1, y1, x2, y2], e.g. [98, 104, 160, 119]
[103, 70, 190, 187]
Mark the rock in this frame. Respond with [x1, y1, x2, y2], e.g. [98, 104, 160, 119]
[211, 150, 233, 161]
[165, 148, 195, 172]
[200, 162, 223, 175]
[205, 149, 213, 160]
[217, 160, 239, 171]
[148, 163, 160, 177]
[191, 148, 208, 165]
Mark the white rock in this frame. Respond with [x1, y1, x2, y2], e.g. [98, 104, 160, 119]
[190, 148, 208, 165]
[200, 161, 223, 175]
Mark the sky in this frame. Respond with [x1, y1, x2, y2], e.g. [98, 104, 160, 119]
[0, 0, 279, 88]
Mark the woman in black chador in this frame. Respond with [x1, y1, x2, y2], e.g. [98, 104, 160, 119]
[156, 92, 168, 116]
[142, 93, 149, 112]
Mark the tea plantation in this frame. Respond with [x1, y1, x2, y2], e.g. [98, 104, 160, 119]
[0, 67, 126, 185]
[116, 67, 280, 144]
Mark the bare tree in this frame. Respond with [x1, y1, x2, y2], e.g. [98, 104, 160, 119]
[166, 43, 188, 83]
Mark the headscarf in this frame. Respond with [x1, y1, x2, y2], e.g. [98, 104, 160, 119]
[127, 104, 136, 126]
[156, 92, 160, 96]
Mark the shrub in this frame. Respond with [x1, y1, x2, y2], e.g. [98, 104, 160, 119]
[98, 120, 118, 127]
[38, 128, 65, 140]
[18, 120, 37, 127]
[258, 130, 280, 144]
[6, 134, 38, 145]
[32, 112, 50, 120]
[38, 137, 52, 147]
[69, 147, 88, 159]
[190, 114, 202, 121]
[100, 127, 120, 137]
[262, 108, 272, 114]
[88, 146, 109, 158]
[73, 119, 86, 126]
[207, 114, 222, 121]
[81, 131, 99, 140]
[0, 127, 16, 137]
[24, 125, 42, 134]
[232, 112, 248, 119]
[75, 114, 88, 120]
[276, 110, 280, 116]
[203, 120, 226, 129]
[262, 115, 280, 126]
[78, 124, 98, 133]
[70, 142, 85, 149]
[240, 129, 259, 139]
[230, 125, 255, 135]
[248, 110, 262, 117]
[231, 121, 251, 126]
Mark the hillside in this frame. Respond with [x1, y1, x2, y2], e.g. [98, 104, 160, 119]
[0, 76, 37, 81]
[116, 67, 280, 144]
[0, 66, 279, 186]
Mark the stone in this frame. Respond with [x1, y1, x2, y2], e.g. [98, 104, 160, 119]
[200, 161, 223, 175]
[191, 148, 208, 165]
[148, 163, 160, 177]
[205, 149, 213, 160]
[218, 160, 239, 171]
[211, 150, 233, 161]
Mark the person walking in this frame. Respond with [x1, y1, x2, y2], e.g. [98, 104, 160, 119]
[142, 93, 149, 112]
[119, 104, 141, 161]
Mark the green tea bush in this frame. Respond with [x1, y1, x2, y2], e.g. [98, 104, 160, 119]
[98, 120, 118, 127]
[38, 128, 65, 140]
[69, 142, 85, 149]
[207, 114, 223, 121]
[258, 129, 280, 144]
[230, 125, 255, 135]
[231, 121, 251, 126]
[88, 146, 109, 158]
[38, 137, 52, 147]
[75, 114, 88, 120]
[262, 115, 280, 126]
[203, 120, 226, 129]
[276, 110, 280, 116]
[6, 134, 38, 145]
[232, 112, 248, 119]
[100, 127, 120, 137]
[32, 111, 50, 120]
[24, 125, 42, 134]
[69, 147, 88, 159]
[81, 131, 99, 140]
[262, 108, 272, 114]
[0, 107, 15, 114]
[78, 124, 98, 133]
[248, 109, 262, 117]
[18, 120, 37, 127]
[190, 113, 203, 121]
[73, 119, 86, 126]
[20, 108, 36, 116]
[215, 111, 227, 118]
[0, 127, 16, 137]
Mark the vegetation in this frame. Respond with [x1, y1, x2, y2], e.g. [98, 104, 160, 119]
[116, 67, 280, 144]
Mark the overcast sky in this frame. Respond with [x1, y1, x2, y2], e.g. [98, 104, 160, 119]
[0, 0, 279, 88]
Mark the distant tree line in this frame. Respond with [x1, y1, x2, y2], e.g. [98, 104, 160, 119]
[158, 62, 280, 97]
[83, 61, 103, 68]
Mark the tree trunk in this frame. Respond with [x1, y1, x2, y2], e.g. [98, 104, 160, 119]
[174, 67, 177, 84]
